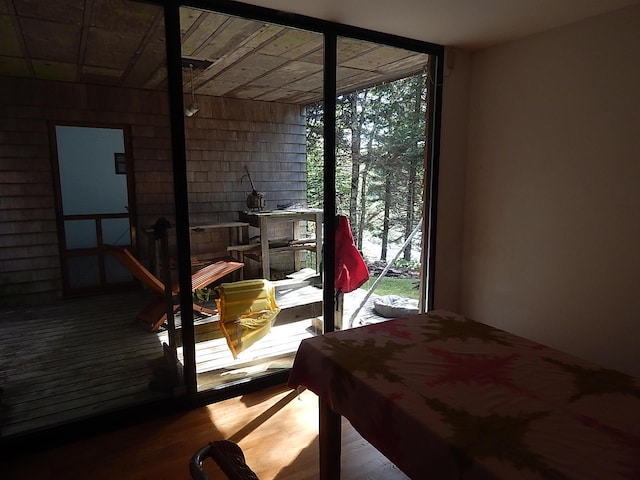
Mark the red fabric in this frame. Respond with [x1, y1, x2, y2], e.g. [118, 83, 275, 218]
[335, 215, 369, 293]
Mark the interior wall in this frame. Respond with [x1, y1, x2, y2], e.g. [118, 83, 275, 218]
[460, 5, 640, 376]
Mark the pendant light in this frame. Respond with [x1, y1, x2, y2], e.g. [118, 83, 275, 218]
[184, 63, 199, 117]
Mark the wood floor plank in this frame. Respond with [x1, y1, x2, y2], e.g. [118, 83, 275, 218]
[1, 386, 409, 480]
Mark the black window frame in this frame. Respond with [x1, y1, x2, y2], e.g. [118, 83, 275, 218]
[159, 0, 444, 403]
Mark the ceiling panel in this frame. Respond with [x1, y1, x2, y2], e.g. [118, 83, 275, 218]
[13, 0, 83, 24]
[2, 1, 430, 105]
[20, 18, 80, 63]
[0, 14, 21, 56]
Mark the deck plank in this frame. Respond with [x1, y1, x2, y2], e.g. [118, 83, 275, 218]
[0, 285, 388, 439]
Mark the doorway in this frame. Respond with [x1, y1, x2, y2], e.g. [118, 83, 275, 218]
[51, 124, 137, 294]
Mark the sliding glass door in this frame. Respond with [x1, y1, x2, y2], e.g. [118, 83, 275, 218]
[332, 36, 431, 330]
[161, 0, 443, 400]
[173, 6, 326, 392]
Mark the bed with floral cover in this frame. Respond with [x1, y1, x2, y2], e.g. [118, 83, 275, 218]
[288, 310, 640, 479]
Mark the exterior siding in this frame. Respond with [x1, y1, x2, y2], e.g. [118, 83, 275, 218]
[0, 77, 307, 305]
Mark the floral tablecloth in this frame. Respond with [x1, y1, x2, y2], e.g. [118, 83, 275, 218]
[288, 310, 640, 479]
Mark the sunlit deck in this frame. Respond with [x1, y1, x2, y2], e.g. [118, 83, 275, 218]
[0, 281, 385, 440]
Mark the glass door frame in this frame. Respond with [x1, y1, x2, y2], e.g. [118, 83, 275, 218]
[159, 0, 444, 402]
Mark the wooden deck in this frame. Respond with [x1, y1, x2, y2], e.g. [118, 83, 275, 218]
[0, 280, 386, 440]
[0, 291, 167, 439]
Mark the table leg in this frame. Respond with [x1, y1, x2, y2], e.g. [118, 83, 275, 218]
[319, 399, 341, 480]
[260, 216, 270, 279]
[232, 225, 245, 280]
[293, 219, 301, 271]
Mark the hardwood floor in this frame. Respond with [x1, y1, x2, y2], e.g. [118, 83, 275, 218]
[0, 385, 409, 480]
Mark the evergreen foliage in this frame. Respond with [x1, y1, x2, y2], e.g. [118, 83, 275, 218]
[305, 72, 427, 262]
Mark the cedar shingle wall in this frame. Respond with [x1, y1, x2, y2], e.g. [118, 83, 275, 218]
[0, 77, 307, 305]
[185, 95, 308, 270]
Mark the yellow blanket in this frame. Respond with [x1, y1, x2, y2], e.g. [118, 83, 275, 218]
[215, 279, 281, 358]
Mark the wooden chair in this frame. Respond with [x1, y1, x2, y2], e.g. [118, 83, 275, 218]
[108, 247, 244, 331]
[190, 441, 260, 480]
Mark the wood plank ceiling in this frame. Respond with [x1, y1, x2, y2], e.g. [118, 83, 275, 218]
[0, 0, 430, 105]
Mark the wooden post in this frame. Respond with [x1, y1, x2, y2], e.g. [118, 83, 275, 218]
[335, 289, 343, 330]
[154, 218, 182, 390]
[159, 229, 176, 350]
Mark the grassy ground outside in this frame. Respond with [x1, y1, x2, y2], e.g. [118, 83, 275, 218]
[360, 276, 419, 300]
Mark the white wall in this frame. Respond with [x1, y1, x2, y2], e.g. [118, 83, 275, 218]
[457, 5, 640, 376]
